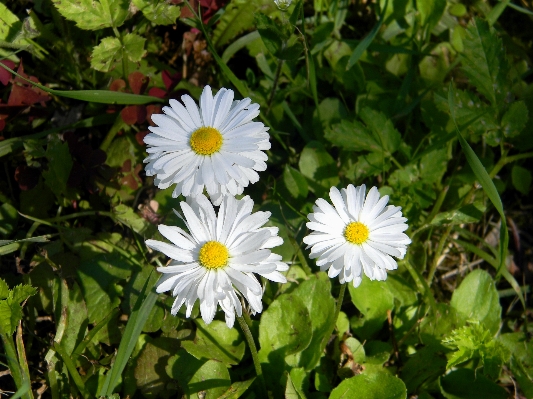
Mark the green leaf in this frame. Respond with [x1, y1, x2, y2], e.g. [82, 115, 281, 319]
[285, 371, 306, 399]
[167, 351, 231, 398]
[42, 137, 73, 200]
[450, 269, 501, 335]
[359, 107, 401, 154]
[0, 203, 18, 236]
[287, 276, 336, 370]
[461, 18, 509, 107]
[0, 279, 8, 300]
[212, 0, 276, 48]
[216, 378, 256, 399]
[512, 165, 531, 195]
[132, 0, 181, 25]
[113, 204, 152, 235]
[52, 0, 130, 30]
[400, 344, 447, 393]
[499, 332, 533, 398]
[419, 148, 449, 185]
[0, 300, 21, 335]
[10, 284, 37, 305]
[431, 202, 486, 226]
[133, 336, 176, 396]
[417, 0, 446, 31]
[501, 101, 528, 138]
[298, 141, 339, 197]
[91, 33, 146, 73]
[329, 372, 407, 399]
[348, 276, 394, 339]
[255, 13, 284, 56]
[439, 368, 508, 399]
[281, 165, 308, 200]
[181, 319, 245, 366]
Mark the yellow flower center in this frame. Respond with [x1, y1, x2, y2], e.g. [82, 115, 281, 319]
[344, 222, 369, 245]
[190, 127, 223, 155]
[198, 241, 229, 269]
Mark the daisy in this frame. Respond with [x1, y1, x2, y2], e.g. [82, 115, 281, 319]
[303, 184, 411, 287]
[143, 85, 270, 205]
[145, 194, 288, 328]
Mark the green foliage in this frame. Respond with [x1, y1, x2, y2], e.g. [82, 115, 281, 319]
[2, 0, 533, 397]
[442, 322, 510, 380]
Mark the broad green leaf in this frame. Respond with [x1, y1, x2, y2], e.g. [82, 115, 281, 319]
[132, 0, 181, 25]
[285, 371, 306, 399]
[461, 18, 509, 107]
[181, 319, 245, 366]
[0, 300, 21, 335]
[501, 101, 528, 138]
[348, 277, 394, 339]
[450, 270, 501, 335]
[329, 372, 407, 399]
[167, 351, 231, 398]
[430, 202, 486, 226]
[91, 34, 146, 73]
[106, 136, 136, 168]
[52, 0, 130, 30]
[281, 165, 308, 200]
[42, 137, 73, 200]
[113, 204, 152, 235]
[216, 378, 256, 399]
[298, 141, 339, 197]
[419, 148, 449, 185]
[359, 107, 401, 154]
[400, 344, 447, 393]
[255, 13, 284, 56]
[133, 336, 176, 397]
[417, 0, 446, 31]
[326, 120, 378, 151]
[439, 368, 508, 399]
[512, 165, 531, 195]
[287, 276, 336, 370]
[212, 0, 276, 48]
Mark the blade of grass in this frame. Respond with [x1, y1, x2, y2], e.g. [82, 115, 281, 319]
[346, 0, 388, 71]
[99, 269, 158, 396]
[447, 82, 523, 308]
[222, 31, 260, 64]
[15, 323, 33, 399]
[0, 62, 164, 105]
[53, 342, 91, 399]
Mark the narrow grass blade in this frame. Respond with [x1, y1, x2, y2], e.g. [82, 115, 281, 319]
[222, 31, 260, 64]
[72, 308, 120, 362]
[99, 269, 158, 396]
[0, 63, 164, 105]
[346, 0, 388, 71]
[53, 342, 91, 399]
[447, 82, 523, 307]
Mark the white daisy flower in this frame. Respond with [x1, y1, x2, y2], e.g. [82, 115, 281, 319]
[145, 194, 288, 328]
[303, 184, 411, 288]
[143, 85, 270, 205]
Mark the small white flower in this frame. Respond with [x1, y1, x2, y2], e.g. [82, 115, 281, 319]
[146, 194, 288, 328]
[143, 86, 270, 205]
[303, 184, 411, 287]
[274, 0, 291, 10]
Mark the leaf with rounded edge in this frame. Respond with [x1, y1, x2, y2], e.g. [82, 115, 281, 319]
[450, 269, 501, 335]
[52, 0, 130, 30]
[281, 165, 308, 200]
[329, 372, 407, 399]
[298, 141, 339, 197]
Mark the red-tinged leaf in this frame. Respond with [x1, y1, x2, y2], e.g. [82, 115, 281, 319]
[136, 130, 149, 146]
[148, 87, 166, 99]
[110, 79, 127, 92]
[8, 83, 51, 106]
[0, 60, 15, 85]
[162, 70, 181, 91]
[121, 105, 147, 125]
[146, 104, 162, 126]
[14, 165, 40, 191]
[128, 71, 149, 95]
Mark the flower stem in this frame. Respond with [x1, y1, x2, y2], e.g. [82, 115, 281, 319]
[237, 315, 266, 395]
[332, 283, 346, 334]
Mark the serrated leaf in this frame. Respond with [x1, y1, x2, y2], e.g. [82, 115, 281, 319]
[10, 284, 37, 305]
[113, 204, 151, 235]
[52, 0, 130, 30]
[461, 18, 509, 107]
[132, 0, 181, 25]
[431, 202, 486, 226]
[0, 300, 21, 335]
[212, 0, 277, 48]
[501, 101, 528, 138]
[91, 34, 146, 73]
[42, 137, 73, 200]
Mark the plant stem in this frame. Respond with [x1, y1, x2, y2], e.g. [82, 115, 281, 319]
[236, 315, 266, 396]
[0, 329, 28, 399]
[267, 59, 284, 114]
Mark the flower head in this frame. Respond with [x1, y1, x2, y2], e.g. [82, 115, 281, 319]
[146, 194, 288, 328]
[143, 86, 270, 205]
[303, 185, 411, 287]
